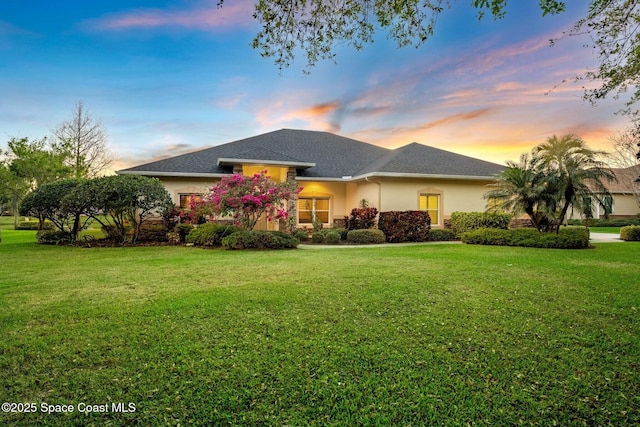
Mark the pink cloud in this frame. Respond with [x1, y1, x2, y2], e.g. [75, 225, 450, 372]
[83, 3, 254, 32]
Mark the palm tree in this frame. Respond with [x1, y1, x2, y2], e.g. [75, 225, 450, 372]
[533, 134, 617, 233]
[484, 154, 556, 232]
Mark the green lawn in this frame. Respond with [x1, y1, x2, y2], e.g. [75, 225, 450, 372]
[589, 226, 622, 234]
[1, 230, 639, 426]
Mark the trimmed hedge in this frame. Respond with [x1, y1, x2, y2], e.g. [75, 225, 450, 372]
[620, 225, 640, 241]
[186, 223, 241, 246]
[568, 218, 640, 227]
[324, 231, 341, 244]
[461, 227, 590, 249]
[427, 229, 457, 241]
[450, 212, 512, 236]
[16, 221, 54, 230]
[378, 211, 431, 243]
[346, 229, 386, 244]
[221, 230, 299, 250]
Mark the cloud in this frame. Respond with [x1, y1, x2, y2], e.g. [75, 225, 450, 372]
[0, 20, 39, 48]
[82, 2, 254, 33]
[417, 108, 494, 131]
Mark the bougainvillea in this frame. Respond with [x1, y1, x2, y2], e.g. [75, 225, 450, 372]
[195, 171, 302, 230]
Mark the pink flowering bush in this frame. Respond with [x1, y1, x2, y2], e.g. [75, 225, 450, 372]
[195, 171, 302, 230]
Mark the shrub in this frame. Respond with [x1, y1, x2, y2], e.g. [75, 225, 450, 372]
[568, 218, 640, 227]
[461, 227, 590, 249]
[36, 230, 73, 245]
[332, 228, 348, 240]
[292, 229, 310, 242]
[620, 225, 640, 241]
[195, 171, 301, 230]
[346, 229, 386, 244]
[221, 230, 299, 250]
[427, 229, 457, 241]
[378, 211, 431, 243]
[344, 207, 379, 230]
[174, 223, 195, 243]
[325, 231, 341, 244]
[186, 223, 241, 246]
[311, 230, 328, 243]
[16, 221, 54, 230]
[450, 212, 512, 236]
[137, 221, 169, 242]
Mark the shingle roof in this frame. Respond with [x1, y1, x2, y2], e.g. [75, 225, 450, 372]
[118, 129, 505, 179]
[607, 167, 640, 193]
[354, 142, 505, 177]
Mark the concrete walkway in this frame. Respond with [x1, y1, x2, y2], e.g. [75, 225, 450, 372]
[589, 232, 624, 243]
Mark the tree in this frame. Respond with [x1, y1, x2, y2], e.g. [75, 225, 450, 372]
[533, 134, 616, 232]
[5, 137, 71, 189]
[70, 175, 173, 243]
[218, 0, 566, 69]
[52, 101, 112, 178]
[485, 135, 616, 233]
[20, 179, 88, 240]
[197, 171, 301, 230]
[0, 137, 71, 227]
[484, 154, 557, 232]
[560, 1, 640, 132]
[223, 1, 640, 131]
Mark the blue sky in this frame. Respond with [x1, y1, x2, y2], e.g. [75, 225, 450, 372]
[0, 1, 629, 171]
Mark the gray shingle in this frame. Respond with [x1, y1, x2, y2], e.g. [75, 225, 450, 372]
[118, 129, 505, 178]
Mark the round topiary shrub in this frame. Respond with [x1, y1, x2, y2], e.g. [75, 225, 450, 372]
[346, 229, 386, 244]
[620, 225, 640, 241]
[325, 231, 341, 244]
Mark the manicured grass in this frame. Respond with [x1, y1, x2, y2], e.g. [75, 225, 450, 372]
[589, 227, 621, 234]
[1, 231, 639, 426]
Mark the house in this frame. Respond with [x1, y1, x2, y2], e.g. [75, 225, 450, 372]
[118, 129, 508, 228]
[594, 166, 640, 219]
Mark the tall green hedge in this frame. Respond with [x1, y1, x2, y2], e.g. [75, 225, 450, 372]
[450, 212, 512, 236]
[461, 227, 590, 249]
[377, 211, 430, 243]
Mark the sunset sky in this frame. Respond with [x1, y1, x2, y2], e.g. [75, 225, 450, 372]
[0, 1, 630, 171]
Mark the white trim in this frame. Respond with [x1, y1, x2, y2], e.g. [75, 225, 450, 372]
[117, 170, 228, 178]
[350, 172, 497, 181]
[118, 170, 497, 181]
[217, 158, 316, 168]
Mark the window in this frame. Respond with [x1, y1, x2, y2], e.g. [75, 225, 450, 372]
[419, 194, 440, 225]
[298, 197, 330, 225]
[179, 193, 203, 210]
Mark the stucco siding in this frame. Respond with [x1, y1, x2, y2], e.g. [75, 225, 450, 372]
[378, 178, 493, 227]
[297, 181, 348, 224]
[612, 194, 639, 217]
[157, 177, 217, 206]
